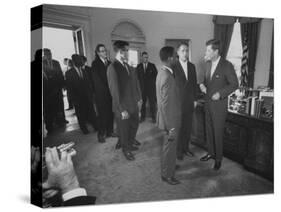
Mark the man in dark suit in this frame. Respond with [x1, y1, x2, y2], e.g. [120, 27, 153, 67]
[136, 52, 158, 122]
[173, 43, 198, 160]
[42, 48, 68, 133]
[156, 46, 181, 185]
[65, 54, 97, 134]
[107, 40, 142, 161]
[91, 44, 115, 143]
[200, 39, 238, 170]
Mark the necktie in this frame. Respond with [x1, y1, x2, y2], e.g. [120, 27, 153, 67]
[123, 63, 130, 75]
[79, 68, 83, 79]
[104, 59, 108, 66]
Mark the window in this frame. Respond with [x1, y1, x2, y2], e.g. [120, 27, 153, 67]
[128, 49, 139, 67]
[226, 20, 243, 84]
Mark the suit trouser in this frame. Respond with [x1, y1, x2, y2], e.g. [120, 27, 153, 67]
[161, 128, 179, 178]
[74, 97, 97, 130]
[177, 107, 194, 157]
[66, 89, 73, 108]
[115, 111, 139, 151]
[96, 101, 114, 136]
[205, 100, 227, 162]
[141, 89, 156, 119]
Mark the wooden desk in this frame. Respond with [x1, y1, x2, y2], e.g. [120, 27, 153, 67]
[191, 104, 273, 181]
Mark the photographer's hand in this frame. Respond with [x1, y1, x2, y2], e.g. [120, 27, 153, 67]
[44, 147, 80, 195]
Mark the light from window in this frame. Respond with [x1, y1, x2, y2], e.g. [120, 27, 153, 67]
[226, 21, 243, 84]
[128, 49, 138, 67]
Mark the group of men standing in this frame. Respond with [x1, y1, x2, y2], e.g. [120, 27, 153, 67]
[156, 39, 238, 185]
[41, 38, 238, 185]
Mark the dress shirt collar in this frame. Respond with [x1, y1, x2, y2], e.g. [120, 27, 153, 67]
[162, 65, 173, 74]
[212, 56, 221, 67]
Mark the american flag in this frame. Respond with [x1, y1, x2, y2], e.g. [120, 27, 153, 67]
[240, 35, 249, 87]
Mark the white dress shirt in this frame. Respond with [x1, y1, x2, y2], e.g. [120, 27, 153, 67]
[179, 60, 188, 80]
[162, 65, 173, 74]
[210, 56, 221, 79]
[62, 188, 87, 202]
[143, 62, 148, 73]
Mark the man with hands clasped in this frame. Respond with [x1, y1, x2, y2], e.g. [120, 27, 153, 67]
[156, 46, 182, 185]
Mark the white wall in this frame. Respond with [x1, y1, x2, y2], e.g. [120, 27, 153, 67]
[89, 7, 214, 82]
[44, 5, 214, 82]
[43, 5, 273, 87]
[31, 28, 42, 61]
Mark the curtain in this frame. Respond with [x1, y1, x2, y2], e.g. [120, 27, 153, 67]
[240, 21, 260, 88]
[268, 31, 274, 89]
[213, 16, 235, 58]
[214, 24, 234, 58]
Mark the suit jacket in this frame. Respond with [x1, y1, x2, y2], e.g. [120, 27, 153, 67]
[107, 60, 141, 116]
[65, 67, 94, 104]
[91, 57, 112, 107]
[173, 60, 198, 110]
[203, 57, 238, 103]
[63, 196, 96, 206]
[156, 66, 181, 131]
[136, 62, 158, 95]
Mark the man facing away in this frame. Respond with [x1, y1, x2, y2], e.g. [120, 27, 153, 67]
[107, 40, 142, 161]
[199, 39, 238, 170]
[65, 54, 97, 134]
[136, 51, 158, 123]
[172, 42, 198, 160]
[156, 46, 181, 185]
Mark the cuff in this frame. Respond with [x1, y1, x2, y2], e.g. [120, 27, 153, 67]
[62, 188, 87, 202]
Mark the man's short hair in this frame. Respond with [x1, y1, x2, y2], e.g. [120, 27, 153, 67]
[206, 39, 221, 53]
[34, 49, 42, 61]
[142, 51, 148, 56]
[95, 44, 105, 54]
[71, 54, 83, 67]
[113, 40, 129, 52]
[159, 46, 174, 62]
[43, 48, 51, 54]
[177, 42, 189, 50]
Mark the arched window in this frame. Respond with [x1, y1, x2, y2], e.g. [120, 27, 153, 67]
[111, 20, 145, 67]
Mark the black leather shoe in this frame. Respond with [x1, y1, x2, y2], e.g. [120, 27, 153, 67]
[106, 132, 118, 138]
[200, 154, 214, 161]
[161, 176, 180, 185]
[213, 161, 221, 170]
[184, 150, 194, 157]
[129, 145, 139, 151]
[123, 150, 135, 161]
[115, 140, 121, 149]
[98, 135, 106, 143]
[177, 155, 184, 161]
[133, 139, 141, 146]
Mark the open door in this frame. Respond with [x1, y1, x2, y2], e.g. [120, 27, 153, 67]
[73, 28, 86, 56]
